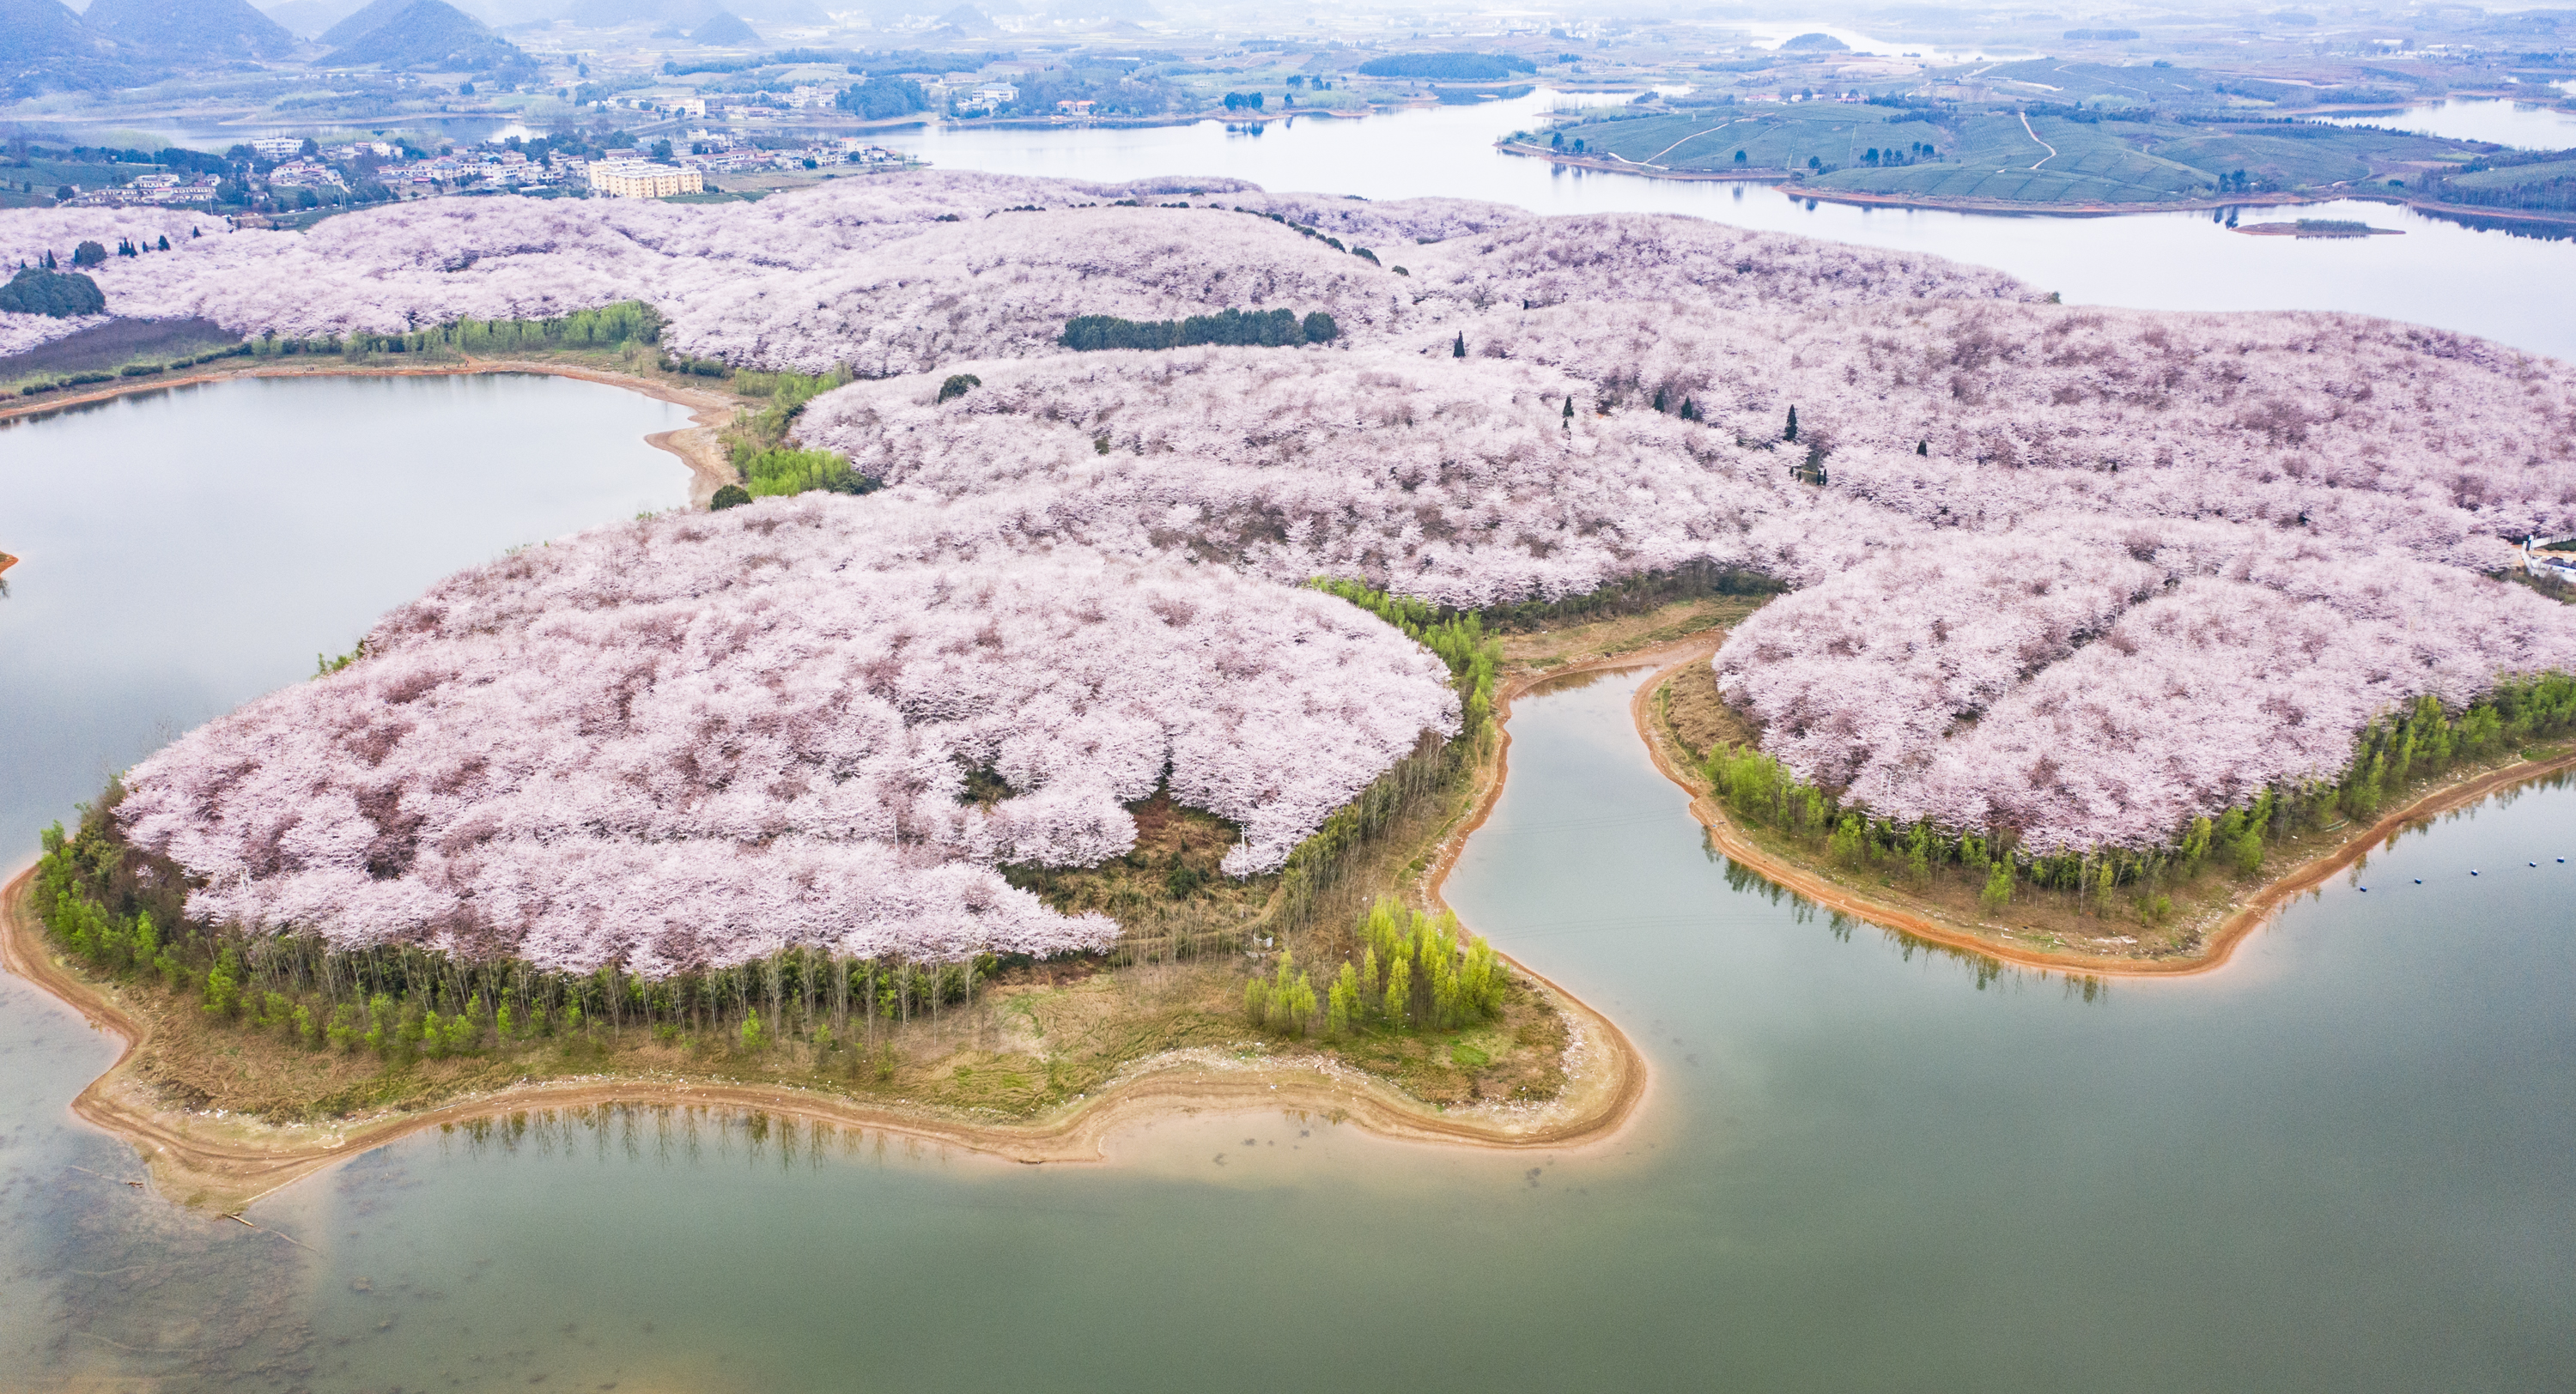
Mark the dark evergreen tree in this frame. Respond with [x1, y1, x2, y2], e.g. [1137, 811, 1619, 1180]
[1680, 398, 1699, 421]
[1917, 439, 1928, 455]
[1785, 404, 1798, 440]
[1452, 332, 1466, 358]
[1562, 396, 1574, 422]
[72, 240, 106, 267]
[1652, 387, 1667, 412]
[708, 484, 751, 511]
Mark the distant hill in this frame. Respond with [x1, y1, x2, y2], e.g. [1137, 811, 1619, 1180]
[326, 0, 534, 72]
[2, 0, 93, 64]
[690, 9, 760, 44]
[933, 3, 994, 31]
[84, 0, 298, 58]
[1355, 52, 1536, 81]
[0, 0, 129, 97]
[264, 0, 370, 38]
[1777, 32, 1850, 51]
[562, 0, 719, 26]
[319, 0, 419, 45]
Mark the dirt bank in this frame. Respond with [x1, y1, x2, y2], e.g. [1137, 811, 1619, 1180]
[3, 659, 1648, 1214]
[1627, 635, 2576, 979]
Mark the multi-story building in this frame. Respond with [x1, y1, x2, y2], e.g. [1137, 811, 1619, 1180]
[586, 161, 705, 198]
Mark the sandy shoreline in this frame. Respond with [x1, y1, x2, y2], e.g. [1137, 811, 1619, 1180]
[0, 653, 1648, 1212]
[1625, 636, 2576, 979]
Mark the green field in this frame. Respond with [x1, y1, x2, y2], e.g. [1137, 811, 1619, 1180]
[1563, 106, 1947, 173]
[1558, 99, 2476, 206]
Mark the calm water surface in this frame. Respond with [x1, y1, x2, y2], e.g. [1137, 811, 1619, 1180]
[0, 374, 691, 858]
[2321, 96, 2576, 149]
[878, 89, 2576, 361]
[3, 281, 2573, 1391]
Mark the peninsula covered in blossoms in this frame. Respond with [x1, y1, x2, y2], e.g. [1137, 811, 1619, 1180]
[5, 169, 2573, 1198]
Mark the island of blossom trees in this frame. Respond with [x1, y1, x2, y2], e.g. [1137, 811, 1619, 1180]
[12, 169, 2572, 971]
[114, 499, 1458, 973]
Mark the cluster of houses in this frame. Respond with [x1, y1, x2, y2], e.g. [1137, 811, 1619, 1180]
[64, 173, 222, 208]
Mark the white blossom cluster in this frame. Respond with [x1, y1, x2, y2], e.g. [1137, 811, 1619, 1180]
[0, 171, 2026, 372]
[60, 177, 2576, 962]
[794, 297, 2576, 854]
[118, 495, 1460, 973]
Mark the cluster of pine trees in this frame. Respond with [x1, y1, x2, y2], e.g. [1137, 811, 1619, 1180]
[1244, 899, 1508, 1038]
[1705, 673, 2576, 922]
[1059, 306, 1338, 352]
[33, 798, 1000, 1072]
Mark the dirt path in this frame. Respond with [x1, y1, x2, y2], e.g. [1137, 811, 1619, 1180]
[1623, 636, 2576, 979]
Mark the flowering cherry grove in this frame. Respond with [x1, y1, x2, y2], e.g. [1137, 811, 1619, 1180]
[116, 496, 1460, 973]
[793, 294, 2576, 855]
[0, 172, 2026, 370]
[27, 173, 2574, 966]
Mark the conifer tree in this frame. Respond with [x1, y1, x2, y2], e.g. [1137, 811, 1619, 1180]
[1785, 405, 1799, 441]
[1452, 332, 1466, 359]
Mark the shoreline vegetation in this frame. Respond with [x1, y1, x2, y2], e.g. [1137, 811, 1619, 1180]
[9, 592, 1740, 1215]
[1639, 634, 2576, 978]
[1488, 139, 2576, 232]
[0, 312, 747, 506]
[9, 538, 2571, 1209]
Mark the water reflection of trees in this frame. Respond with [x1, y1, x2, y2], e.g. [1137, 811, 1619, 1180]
[1710, 830, 2107, 1003]
[437, 1103, 927, 1174]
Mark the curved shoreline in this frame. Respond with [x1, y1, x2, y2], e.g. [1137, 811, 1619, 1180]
[0, 359, 742, 506]
[1490, 142, 2576, 230]
[0, 652, 1649, 1211]
[1625, 636, 2576, 979]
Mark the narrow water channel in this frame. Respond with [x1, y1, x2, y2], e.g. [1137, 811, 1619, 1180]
[3, 386, 2569, 1391]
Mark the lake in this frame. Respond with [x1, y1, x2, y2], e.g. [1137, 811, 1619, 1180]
[875, 89, 2576, 363]
[2319, 96, 2576, 150]
[4, 378, 2571, 1389]
[6, 136, 2576, 1386]
[0, 374, 694, 860]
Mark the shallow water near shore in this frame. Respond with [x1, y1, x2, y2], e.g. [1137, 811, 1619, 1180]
[5, 367, 2573, 1391]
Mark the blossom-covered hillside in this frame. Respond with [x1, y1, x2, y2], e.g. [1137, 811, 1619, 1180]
[117, 497, 1460, 973]
[0, 171, 2033, 371]
[793, 294, 2576, 854]
[34, 172, 2575, 966]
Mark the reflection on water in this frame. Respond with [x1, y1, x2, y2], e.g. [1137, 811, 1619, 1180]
[7, 664, 2561, 1391]
[2320, 96, 2576, 149]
